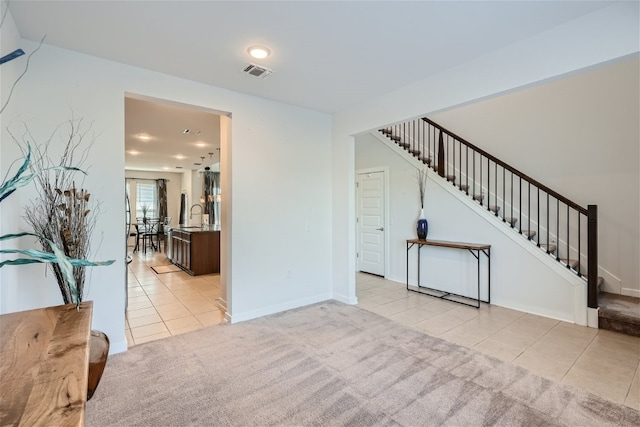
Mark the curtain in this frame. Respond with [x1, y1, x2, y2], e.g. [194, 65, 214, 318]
[156, 179, 168, 228]
[203, 171, 220, 225]
[179, 193, 187, 225]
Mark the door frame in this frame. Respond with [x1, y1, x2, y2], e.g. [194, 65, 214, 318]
[355, 166, 390, 278]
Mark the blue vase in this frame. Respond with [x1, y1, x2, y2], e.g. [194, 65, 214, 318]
[417, 208, 428, 240]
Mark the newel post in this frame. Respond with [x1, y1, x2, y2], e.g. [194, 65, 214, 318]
[437, 130, 445, 177]
[587, 205, 598, 309]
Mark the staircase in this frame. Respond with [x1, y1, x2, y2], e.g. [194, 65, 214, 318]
[378, 118, 639, 336]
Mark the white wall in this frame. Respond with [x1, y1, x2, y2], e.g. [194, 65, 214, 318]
[429, 57, 640, 297]
[356, 133, 586, 324]
[331, 1, 640, 304]
[1, 10, 332, 353]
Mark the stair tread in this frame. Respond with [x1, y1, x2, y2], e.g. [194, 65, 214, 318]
[560, 258, 579, 269]
[599, 292, 640, 336]
[540, 243, 557, 253]
[520, 229, 537, 238]
[504, 217, 518, 226]
[599, 292, 639, 313]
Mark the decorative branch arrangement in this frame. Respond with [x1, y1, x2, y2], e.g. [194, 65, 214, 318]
[416, 168, 428, 209]
[1, 114, 115, 308]
[17, 118, 113, 305]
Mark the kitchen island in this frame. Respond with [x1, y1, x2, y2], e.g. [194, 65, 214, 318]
[168, 225, 220, 276]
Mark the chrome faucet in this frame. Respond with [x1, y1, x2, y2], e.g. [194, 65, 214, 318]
[189, 204, 203, 220]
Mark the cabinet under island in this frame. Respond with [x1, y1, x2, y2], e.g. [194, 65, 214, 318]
[168, 225, 220, 276]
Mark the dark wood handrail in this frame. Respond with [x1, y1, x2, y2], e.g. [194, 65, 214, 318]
[421, 117, 587, 215]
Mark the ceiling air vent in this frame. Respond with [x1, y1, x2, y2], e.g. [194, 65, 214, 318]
[242, 63, 273, 78]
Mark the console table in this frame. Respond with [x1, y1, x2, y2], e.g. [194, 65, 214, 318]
[0, 302, 93, 426]
[406, 239, 491, 308]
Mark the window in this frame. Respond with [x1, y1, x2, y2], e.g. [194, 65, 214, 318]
[136, 182, 158, 219]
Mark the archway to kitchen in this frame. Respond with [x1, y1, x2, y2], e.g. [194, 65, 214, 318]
[123, 93, 231, 346]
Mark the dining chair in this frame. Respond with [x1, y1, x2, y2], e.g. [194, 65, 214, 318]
[142, 218, 161, 253]
[130, 224, 140, 252]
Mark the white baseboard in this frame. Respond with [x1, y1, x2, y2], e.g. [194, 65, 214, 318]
[621, 287, 640, 298]
[333, 293, 358, 305]
[229, 293, 331, 324]
[215, 297, 228, 311]
[587, 307, 599, 329]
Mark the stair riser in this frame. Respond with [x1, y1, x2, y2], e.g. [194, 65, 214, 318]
[598, 318, 640, 337]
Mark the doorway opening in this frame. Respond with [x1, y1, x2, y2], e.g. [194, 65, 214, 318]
[123, 93, 231, 347]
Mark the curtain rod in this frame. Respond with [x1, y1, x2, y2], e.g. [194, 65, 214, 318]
[125, 177, 170, 182]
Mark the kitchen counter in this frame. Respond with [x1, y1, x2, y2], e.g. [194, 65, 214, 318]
[170, 224, 220, 233]
[168, 226, 220, 275]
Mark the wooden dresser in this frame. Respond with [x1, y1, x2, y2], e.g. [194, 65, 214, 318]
[0, 302, 93, 426]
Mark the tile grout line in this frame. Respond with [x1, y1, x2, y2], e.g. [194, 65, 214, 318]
[557, 325, 599, 384]
[622, 354, 640, 406]
[470, 310, 527, 362]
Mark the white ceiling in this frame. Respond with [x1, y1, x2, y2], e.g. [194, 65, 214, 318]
[8, 0, 615, 171]
[124, 96, 222, 172]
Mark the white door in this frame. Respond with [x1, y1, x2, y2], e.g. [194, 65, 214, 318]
[357, 171, 385, 276]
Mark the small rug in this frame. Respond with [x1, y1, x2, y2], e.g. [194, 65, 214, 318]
[150, 264, 181, 274]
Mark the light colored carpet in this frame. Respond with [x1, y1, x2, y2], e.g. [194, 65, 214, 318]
[150, 264, 182, 274]
[87, 301, 640, 426]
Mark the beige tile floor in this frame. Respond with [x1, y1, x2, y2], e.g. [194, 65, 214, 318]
[356, 272, 640, 410]
[125, 251, 226, 347]
[126, 252, 639, 410]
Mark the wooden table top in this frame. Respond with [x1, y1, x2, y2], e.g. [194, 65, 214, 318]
[407, 238, 491, 251]
[0, 301, 93, 426]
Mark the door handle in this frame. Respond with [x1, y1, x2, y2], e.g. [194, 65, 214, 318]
[376, 227, 384, 231]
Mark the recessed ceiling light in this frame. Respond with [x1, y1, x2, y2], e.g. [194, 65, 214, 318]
[175, 154, 186, 160]
[127, 150, 140, 155]
[248, 45, 270, 59]
[196, 142, 207, 148]
[138, 134, 150, 141]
